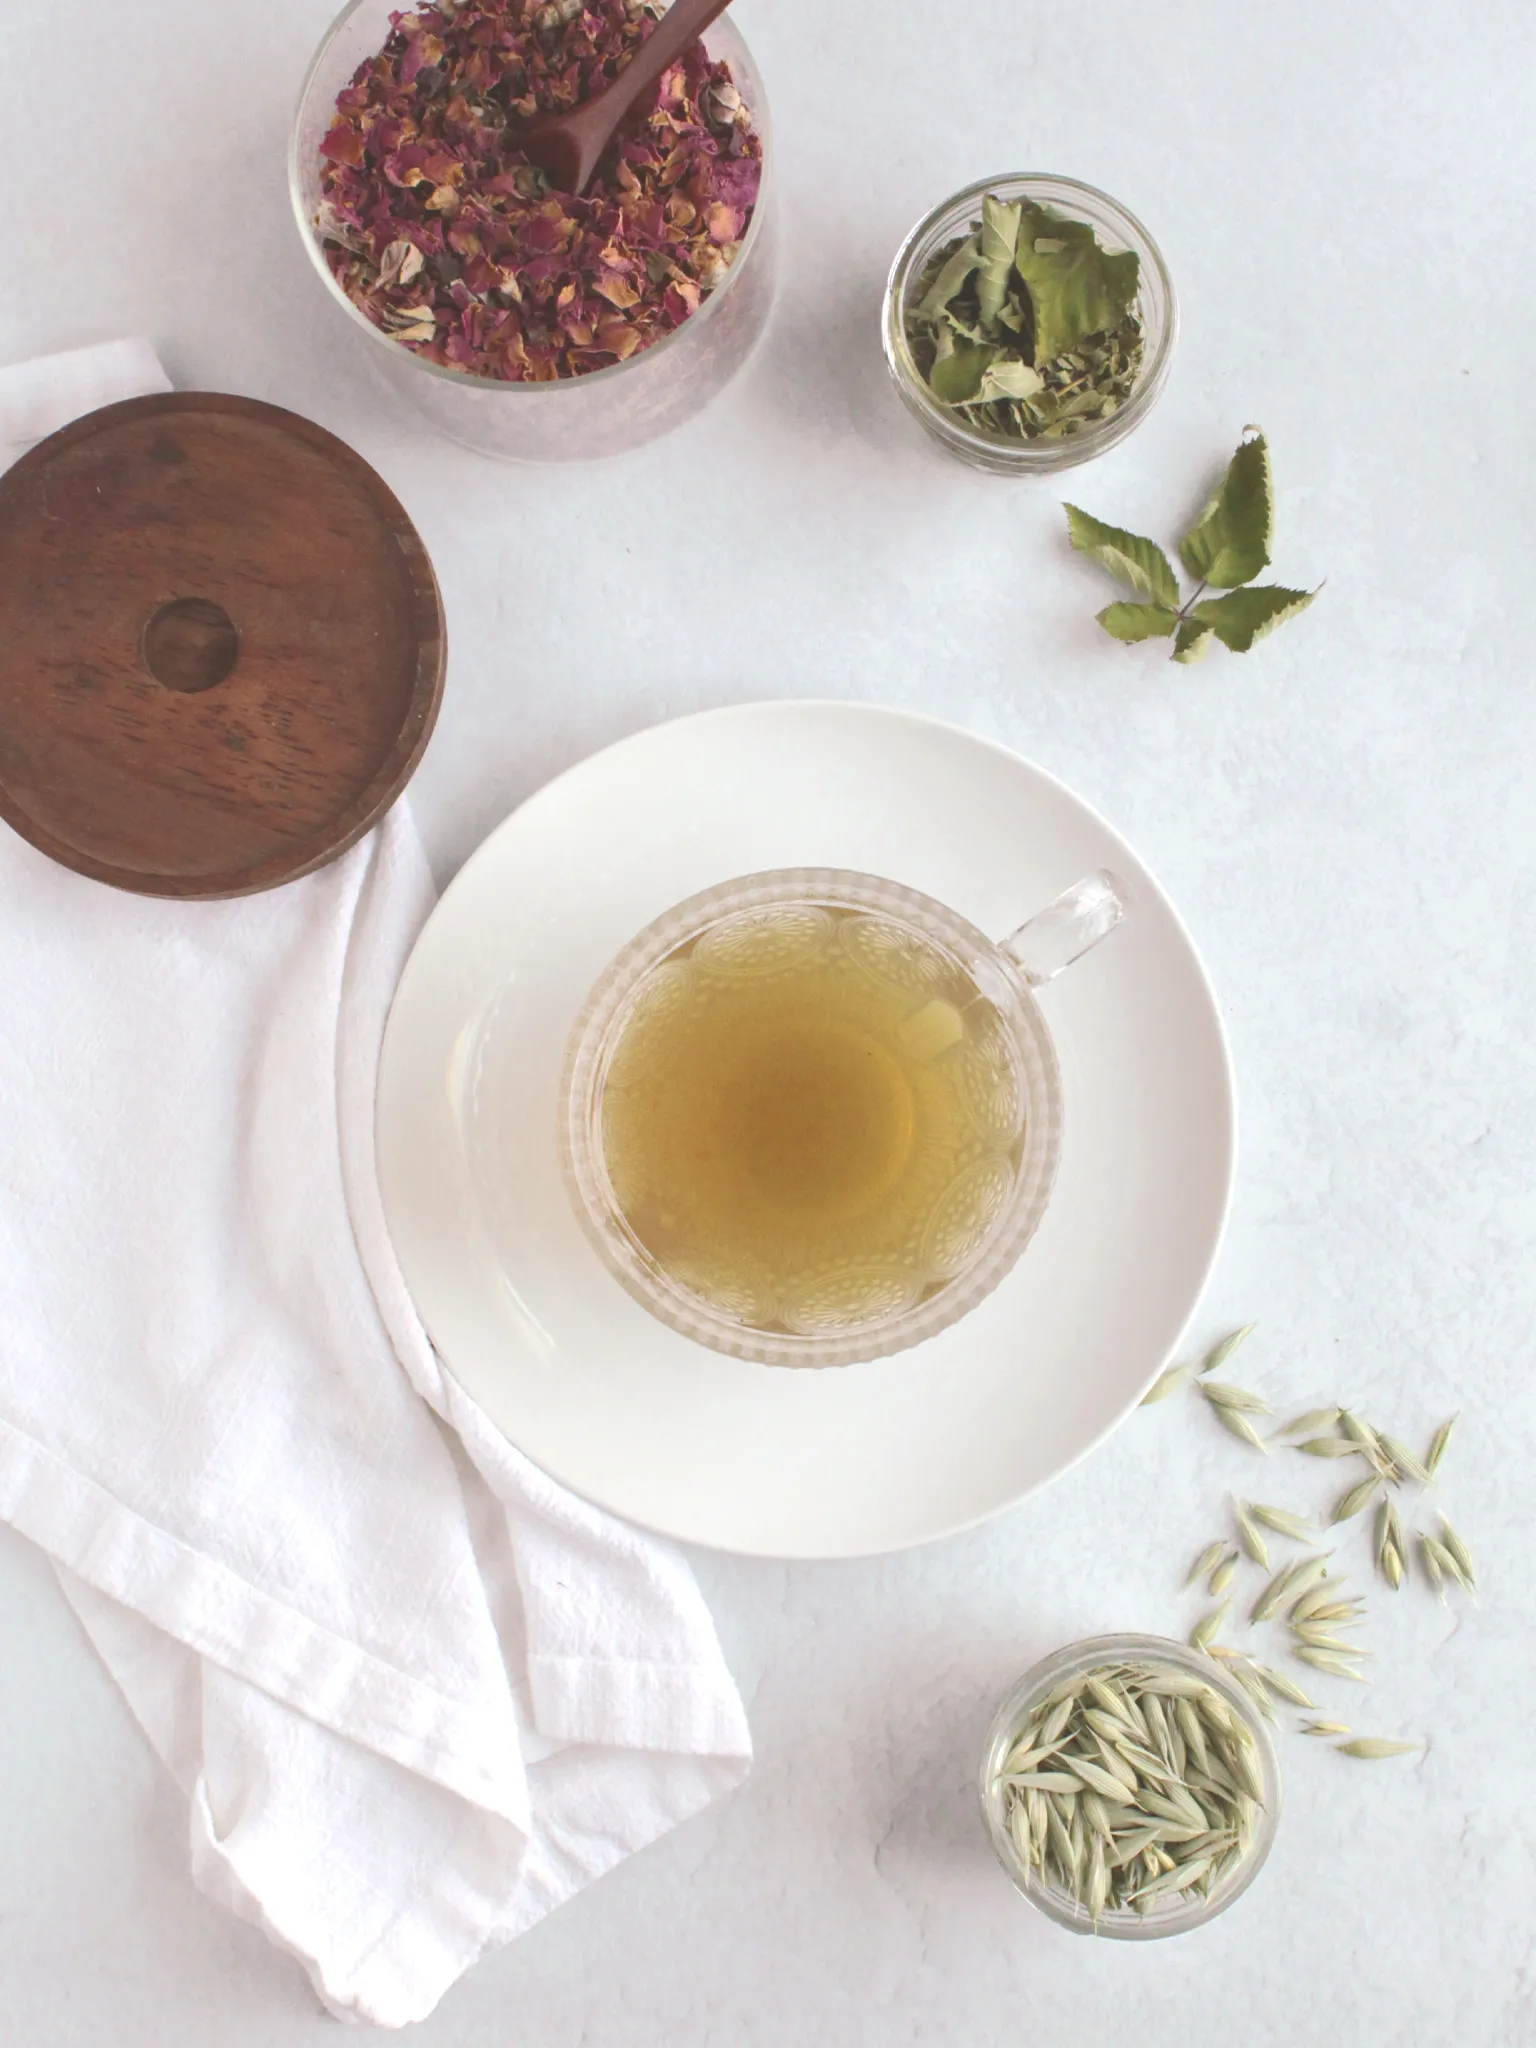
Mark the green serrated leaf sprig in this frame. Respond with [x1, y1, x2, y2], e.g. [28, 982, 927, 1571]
[1064, 431, 1319, 664]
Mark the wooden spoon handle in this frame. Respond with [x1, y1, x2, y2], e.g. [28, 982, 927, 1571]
[568, 0, 736, 149]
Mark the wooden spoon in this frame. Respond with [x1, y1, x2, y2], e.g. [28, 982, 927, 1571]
[517, 0, 736, 196]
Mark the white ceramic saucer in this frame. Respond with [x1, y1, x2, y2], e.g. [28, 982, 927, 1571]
[375, 703, 1234, 1558]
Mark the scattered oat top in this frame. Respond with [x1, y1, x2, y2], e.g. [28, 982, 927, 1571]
[316, 0, 763, 381]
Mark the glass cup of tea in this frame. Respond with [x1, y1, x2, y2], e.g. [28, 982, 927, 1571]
[560, 867, 1126, 1367]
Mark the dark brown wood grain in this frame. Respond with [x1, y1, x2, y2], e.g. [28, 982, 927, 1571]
[0, 392, 446, 898]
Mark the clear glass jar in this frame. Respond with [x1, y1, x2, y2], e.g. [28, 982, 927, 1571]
[978, 1633, 1281, 1938]
[883, 173, 1176, 477]
[288, 0, 777, 464]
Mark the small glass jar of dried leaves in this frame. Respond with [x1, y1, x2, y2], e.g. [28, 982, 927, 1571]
[883, 174, 1176, 477]
[979, 1633, 1280, 1938]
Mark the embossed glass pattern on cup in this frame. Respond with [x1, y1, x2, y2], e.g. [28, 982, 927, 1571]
[556, 866, 1124, 1367]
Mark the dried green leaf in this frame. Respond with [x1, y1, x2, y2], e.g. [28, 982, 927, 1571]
[1201, 1325, 1256, 1375]
[916, 233, 980, 322]
[1171, 618, 1214, 664]
[1065, 505, 1180, 605]
[976, 356, 1045, 403]
[1336, 1739, 1421, 1760]
[928, 339, 999, 405]
[1190, 584, 1316, 652]
[1012, 201, 1139, 365]
[976, 193, 1022, 327]
[1097, 600, 1180, 643]
[1179, 430, 1273, 588]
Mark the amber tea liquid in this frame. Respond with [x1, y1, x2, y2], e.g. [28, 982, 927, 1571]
[597, 904, 1026, 1336]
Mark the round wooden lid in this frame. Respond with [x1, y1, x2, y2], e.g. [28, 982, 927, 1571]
[0, 392, 445, 898]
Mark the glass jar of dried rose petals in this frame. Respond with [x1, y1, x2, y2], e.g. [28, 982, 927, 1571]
[289, 0, 776, 463]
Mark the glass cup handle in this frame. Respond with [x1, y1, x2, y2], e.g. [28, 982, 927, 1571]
[999, 870, 1127, 987]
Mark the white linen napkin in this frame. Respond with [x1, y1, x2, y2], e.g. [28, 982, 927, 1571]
[0, 349, 751, 2027]
[0, 336, 171, 455]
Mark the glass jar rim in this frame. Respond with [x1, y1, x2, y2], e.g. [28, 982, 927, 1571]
[287, 0, 773, 400]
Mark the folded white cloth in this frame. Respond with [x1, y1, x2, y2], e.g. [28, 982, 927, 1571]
[0, 350, 751, 2026]
[0, 336, 171, 455]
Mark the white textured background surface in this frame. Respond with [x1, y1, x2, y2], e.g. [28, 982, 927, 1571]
[3, 0, 1534, 2040]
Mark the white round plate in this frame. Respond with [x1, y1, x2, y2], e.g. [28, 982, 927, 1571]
[376, 703, 1234, 1558]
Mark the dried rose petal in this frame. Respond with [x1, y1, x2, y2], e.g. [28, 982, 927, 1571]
[314, 0, 762, 382]
[708, 156, 760, 208]
[320, 122, 366, 167]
